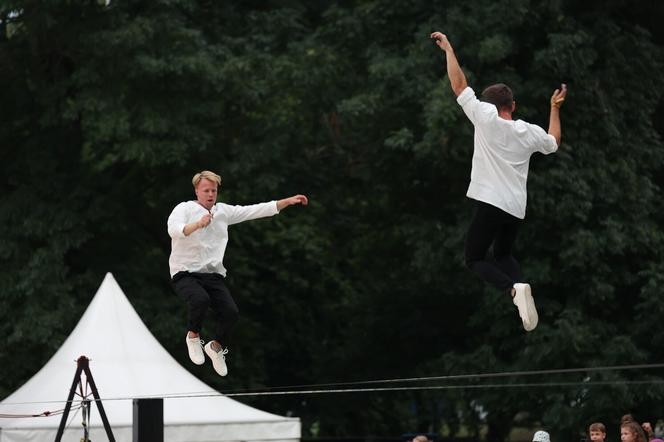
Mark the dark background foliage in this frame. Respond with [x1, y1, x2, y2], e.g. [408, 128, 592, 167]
[1, 1, 663, 441]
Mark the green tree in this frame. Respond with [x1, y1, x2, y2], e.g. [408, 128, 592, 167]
[1, 1, 663, 440]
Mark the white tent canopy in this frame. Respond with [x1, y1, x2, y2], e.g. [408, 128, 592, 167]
[0, 273, 300, 442]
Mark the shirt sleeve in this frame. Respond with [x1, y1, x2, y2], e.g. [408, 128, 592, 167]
[524, 122, 558, 155]
[223, 201, 280, 226]
[456, 86, 497, 126]
[167, 203, 189, 239]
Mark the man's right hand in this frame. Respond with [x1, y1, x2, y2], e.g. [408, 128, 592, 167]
[430, 32, 453, 52]
[197, 213, 213, 229]
[183, 213, 212, 236]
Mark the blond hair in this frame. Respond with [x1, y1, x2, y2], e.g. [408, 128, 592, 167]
[192, 171, 221, 188]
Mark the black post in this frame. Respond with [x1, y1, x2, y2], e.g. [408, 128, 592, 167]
[132, 398, 163, 442]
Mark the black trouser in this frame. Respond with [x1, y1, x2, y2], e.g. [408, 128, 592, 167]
[172, 272, 239, 348]
[464, 200, 523, 293]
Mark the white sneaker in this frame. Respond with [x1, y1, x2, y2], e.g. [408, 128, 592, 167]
[204, 342, 229, 377]
[512, 283, 538, 331]
[185, 334, 205, 365]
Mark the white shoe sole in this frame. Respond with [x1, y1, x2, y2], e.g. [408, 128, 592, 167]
[513, 283, 538, 331]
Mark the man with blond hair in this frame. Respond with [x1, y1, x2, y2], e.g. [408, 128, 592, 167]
[430, 31, 567, 331]
[168, 170, 308, 376]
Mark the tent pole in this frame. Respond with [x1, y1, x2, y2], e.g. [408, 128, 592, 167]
[54, 356, 115, 442]
[82, 357, 115, 441]
[54, 357, 84, 441]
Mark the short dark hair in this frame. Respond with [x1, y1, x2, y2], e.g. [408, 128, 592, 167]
[481, 83, 514, 111]
[589, 422, 606, 433]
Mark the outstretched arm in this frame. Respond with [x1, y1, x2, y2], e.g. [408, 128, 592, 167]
[548, 84, 567, 145]
[277, 194, 308, 211]
[430, 32, 468, 96]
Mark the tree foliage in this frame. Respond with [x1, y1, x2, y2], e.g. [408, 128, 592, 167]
[1, 0, 663, 440]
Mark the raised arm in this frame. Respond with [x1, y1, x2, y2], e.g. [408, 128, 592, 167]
[548, 84, 567, 146]
[430, 32, 468, 96]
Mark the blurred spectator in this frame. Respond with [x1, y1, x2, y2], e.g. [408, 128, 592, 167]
[621, 421, 647, 442]
[642, 422, 655, 440]
[589, 422, 607, 442]
[533, 430, 551, 442]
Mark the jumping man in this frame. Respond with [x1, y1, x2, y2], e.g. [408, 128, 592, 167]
[431, 32, 567, 331]
[168, 171, 308, 376]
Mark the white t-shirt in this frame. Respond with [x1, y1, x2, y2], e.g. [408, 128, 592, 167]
[457, 87, 558, 219]
[167, 200, 279, 277]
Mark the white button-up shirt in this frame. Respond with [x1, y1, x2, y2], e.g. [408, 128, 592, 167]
[457, 87, 558, 219]
[167, 200, 279, 277]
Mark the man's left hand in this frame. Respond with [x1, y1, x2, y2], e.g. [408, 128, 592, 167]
[277, 195, 308, 211]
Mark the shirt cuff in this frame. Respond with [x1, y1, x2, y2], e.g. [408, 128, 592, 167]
[168, 223, 187, 239]
[544, 134, 559, 153]
[456, 86, 475, 107]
